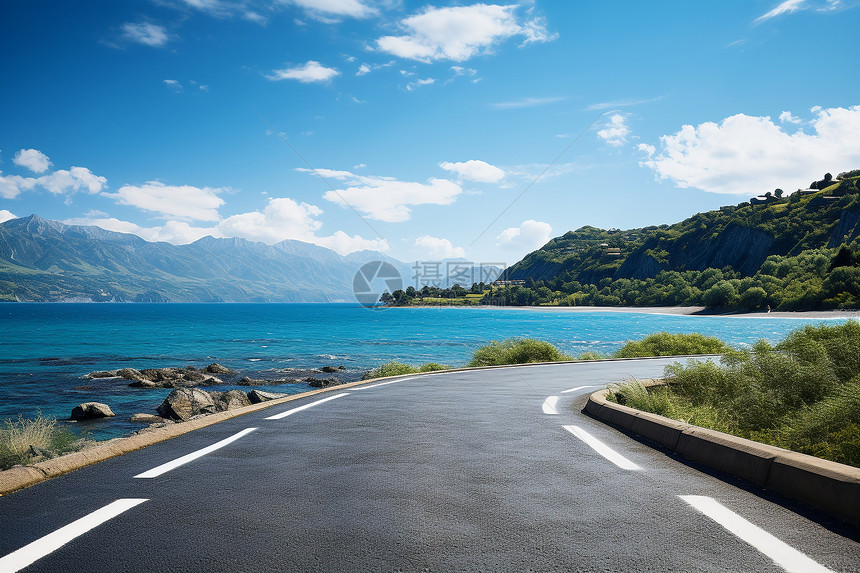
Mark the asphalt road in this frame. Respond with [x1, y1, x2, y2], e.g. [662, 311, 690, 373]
[1, 359, 858, 572]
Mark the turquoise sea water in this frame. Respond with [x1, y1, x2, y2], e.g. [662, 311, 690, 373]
[0, 303, 848, 439]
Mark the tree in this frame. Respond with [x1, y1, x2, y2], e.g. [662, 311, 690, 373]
[702, 280, 737, 308]
[775, 188, 784, 198]
[739, 286, 767, 310]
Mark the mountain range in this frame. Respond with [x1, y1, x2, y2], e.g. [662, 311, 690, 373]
[0, 215, 414, 302]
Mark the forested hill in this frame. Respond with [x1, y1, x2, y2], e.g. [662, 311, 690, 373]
[497, 170, 860, 310]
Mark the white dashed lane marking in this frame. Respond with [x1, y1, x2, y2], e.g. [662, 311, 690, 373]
[135, 427, 258, 478]
[265, 392, 350, 420]
[560, 385, 597, 394]
[354, 378, 416, 390]
[0, 498, 148, 573]
[542, 396, 560, 415]
[563, 425, 642, 470]
[679, 495, 834, 573]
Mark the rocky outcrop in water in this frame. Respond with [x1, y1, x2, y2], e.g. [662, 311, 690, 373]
[155, 388, 268, 421]
[247, 389, 289, 404]
[70, 402, 115, 420]
[87, 366, 225, 388]
[306, 377, 344, 388]
[157, 388, 220, 421]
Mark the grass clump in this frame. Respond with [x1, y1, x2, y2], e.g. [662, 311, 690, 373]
[610, 321, 860, 467]
[362, 361, 452, 380]
[613, 332, 729, 358]
[0, 414, 90, 471]
[468, 338, 572, 367]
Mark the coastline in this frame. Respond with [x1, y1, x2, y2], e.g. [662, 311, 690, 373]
[392, 304, 860, 319]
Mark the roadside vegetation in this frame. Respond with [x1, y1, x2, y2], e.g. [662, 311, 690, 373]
[609, 321, 860, 468]
[364, 333, 723, 380]
[361, 361, 451, 380]
[612, 332, 728, 358]
[0, 414, 92, 471]
[468, 338, 573, 366]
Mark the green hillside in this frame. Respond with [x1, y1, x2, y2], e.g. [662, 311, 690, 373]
[493, 170, 860, 311]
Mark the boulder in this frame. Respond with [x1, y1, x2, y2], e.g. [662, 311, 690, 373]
[320, 366, 339, 373]
[127, 371, 222, 388]
[206, 363, 231, 374]
[306, 377, 342, 389]
[86, 370, 117, 379]
[117, 368, 146, 382]
[130, 413, 164, 424]
[70, 402, 116, 420]
[218, 389, 252, 411]
[247, 389, 288, 404]
[157, 388, 219, 421]
[127, 379, 160, 389]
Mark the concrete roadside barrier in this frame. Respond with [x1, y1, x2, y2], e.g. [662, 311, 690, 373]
[585, 387, 860, 526]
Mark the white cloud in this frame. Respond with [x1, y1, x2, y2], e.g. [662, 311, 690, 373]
[13, 149, 51, 173]
[414, 235, 465, 259]
[640, 105, 860, 195]
[66, 216, 218, 244]
[122, 22, 169, 47]
[596, 113, 631, 147]
[496, 220, 552, 250]
[217, 197, 323, 242]
[439, 160, 505, 183]
[501, 162, 578, 186]
[217, 197, 388, 254]
[586, 96, 662, 111]
[450, 66, 477, 76]
[406, 77, 435, 91]
[0, 173, 37, 199]
[65, 198, 387, 254]
[779, 111, 802, 124]
[490, 96, 564, 110]
[356, 64, 371, 76]
[302, 168, 462, 222]
[285, 0, 375, 19]
[0, 210, 17, 224]
[267, 61, 340, 83]
[105, 181, 225, 221]
[37, 167, 107, 195]
[754, 0, 807, 23]
[164, 79, 183, 92]
[753, 0, 851, 23]
[376, 4, 554, 62]
[0, 152, 105, 198]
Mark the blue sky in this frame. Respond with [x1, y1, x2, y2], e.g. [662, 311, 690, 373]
[1, 0, 858, 268]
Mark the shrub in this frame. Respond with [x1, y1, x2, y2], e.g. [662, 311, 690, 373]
[611, 322, 860, 467]
[0, 414, 89, 471]
[468, 338, 572, 367]
[613, 332, 728, 358]
[362, 361, 452, 380]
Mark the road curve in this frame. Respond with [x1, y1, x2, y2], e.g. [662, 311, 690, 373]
[0, 359, 857, 572]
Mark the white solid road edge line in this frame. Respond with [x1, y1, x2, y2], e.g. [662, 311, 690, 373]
[678, 495, 834, 573]
[265, 392, 350, 420]
[560, 385, 597, 394]
[542, 396, 560, 415]
[354, 377, 416, 390]
[563, 425, 642, 471]
[0, 498, 148, 573]
[135, 427, 258, 478]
